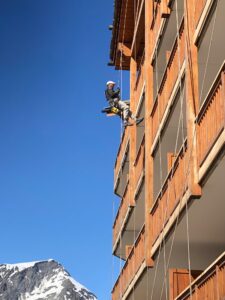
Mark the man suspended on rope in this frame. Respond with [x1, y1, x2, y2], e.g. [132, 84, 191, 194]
[105, 81, 142, 126]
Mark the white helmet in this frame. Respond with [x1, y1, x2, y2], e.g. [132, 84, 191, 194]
[106, 80, 116, 86]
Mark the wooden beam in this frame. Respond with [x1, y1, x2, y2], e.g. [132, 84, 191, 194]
[125, 245, 133, 259]
[161, 0, 170, 18]
[118, 42, 132, 57]
[167, 152, 177, 172]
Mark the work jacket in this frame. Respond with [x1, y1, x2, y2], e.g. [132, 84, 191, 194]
[105, 87, 120, 103]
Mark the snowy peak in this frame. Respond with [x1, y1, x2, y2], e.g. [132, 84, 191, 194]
[0, 260, 97, 300]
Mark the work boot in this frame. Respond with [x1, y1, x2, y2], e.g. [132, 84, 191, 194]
[123, 120, 132, 127]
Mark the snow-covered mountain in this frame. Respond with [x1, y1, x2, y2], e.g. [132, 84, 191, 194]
[0, 259, 97, 300]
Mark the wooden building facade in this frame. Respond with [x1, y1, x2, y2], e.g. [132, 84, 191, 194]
[109, 0, 225, 299]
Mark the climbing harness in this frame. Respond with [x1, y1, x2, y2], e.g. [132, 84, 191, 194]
[101, 100, 131, 118]
[101, 106, 122, 117]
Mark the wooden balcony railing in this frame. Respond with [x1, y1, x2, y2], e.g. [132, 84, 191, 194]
[113, 183, 133, 245]
[114, 128, 130, 184]
[134, 137, 145, 189]
[197, 62, 225, 166]
[167, 19, 185, 99]
[151, 18, 185, 142]
[151, 140, 188, 245]
[112, 226, 145, 300]
[176, 252, 225, 300]
[194, 0, 207, 28]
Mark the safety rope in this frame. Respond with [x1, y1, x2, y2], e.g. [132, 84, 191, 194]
[112, 200, 115, 289]
[149, 4, 164, 298]
[132, 0, 137, 299]
[156, 7, 169, 299]
[119, 0, 130, 142]
[174, 0, 192, 297]
[132, 204, 136, 300]
[150, 1, 187, 298]
[112, 0, 218, 298]
[159, 0, 187, 297]
[111, 0, 130, 287]
[157, 1, 219, 299]
[117, 0, 130, 299]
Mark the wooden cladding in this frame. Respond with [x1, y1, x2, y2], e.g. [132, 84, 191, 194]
[114, 128, 130, 184]
[167, 152, 177, 172]
[113, 183, 133, 245]
[194, 0, 208, 28]
[112, 226, 145, 300]
[125, 245, 133, 259]
[176, 252, 225, 300]
[151, 19, 185, 142]
[197, 63, 225, 166]
[151, 141, 188, 245]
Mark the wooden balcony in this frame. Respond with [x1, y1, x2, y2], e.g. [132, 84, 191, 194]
[197, 62, 225, 167]
[113, 183, 134, 246]
[194, 0, 207, 28]
[151, 19, 185, 142]
[134, 136, 145, 190]
[114, 127, 130, 185]
[112, 226, 145, 300]
[151, 140, 188, 245]
[176, 251, 225, 300]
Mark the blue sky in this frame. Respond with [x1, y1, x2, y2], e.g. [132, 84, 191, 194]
[0, 1, 129, 299]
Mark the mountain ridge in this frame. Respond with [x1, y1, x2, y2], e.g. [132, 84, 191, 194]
[0, 259, 97, 300]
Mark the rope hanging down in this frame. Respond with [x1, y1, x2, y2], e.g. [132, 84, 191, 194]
[132, 0, 137, 296]
[152, 1, 219, 299]
[118, 0, 129, 141]
[111, 0, 218, 298]
[111, 0, 130, 299]
[159, 0, 219, 297]
[159, 0, 188, 297]
[150, 1, 188, 299]
[111, 0, 129, 297]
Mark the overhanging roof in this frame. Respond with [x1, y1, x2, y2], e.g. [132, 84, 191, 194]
[109, 0, 135, 70]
